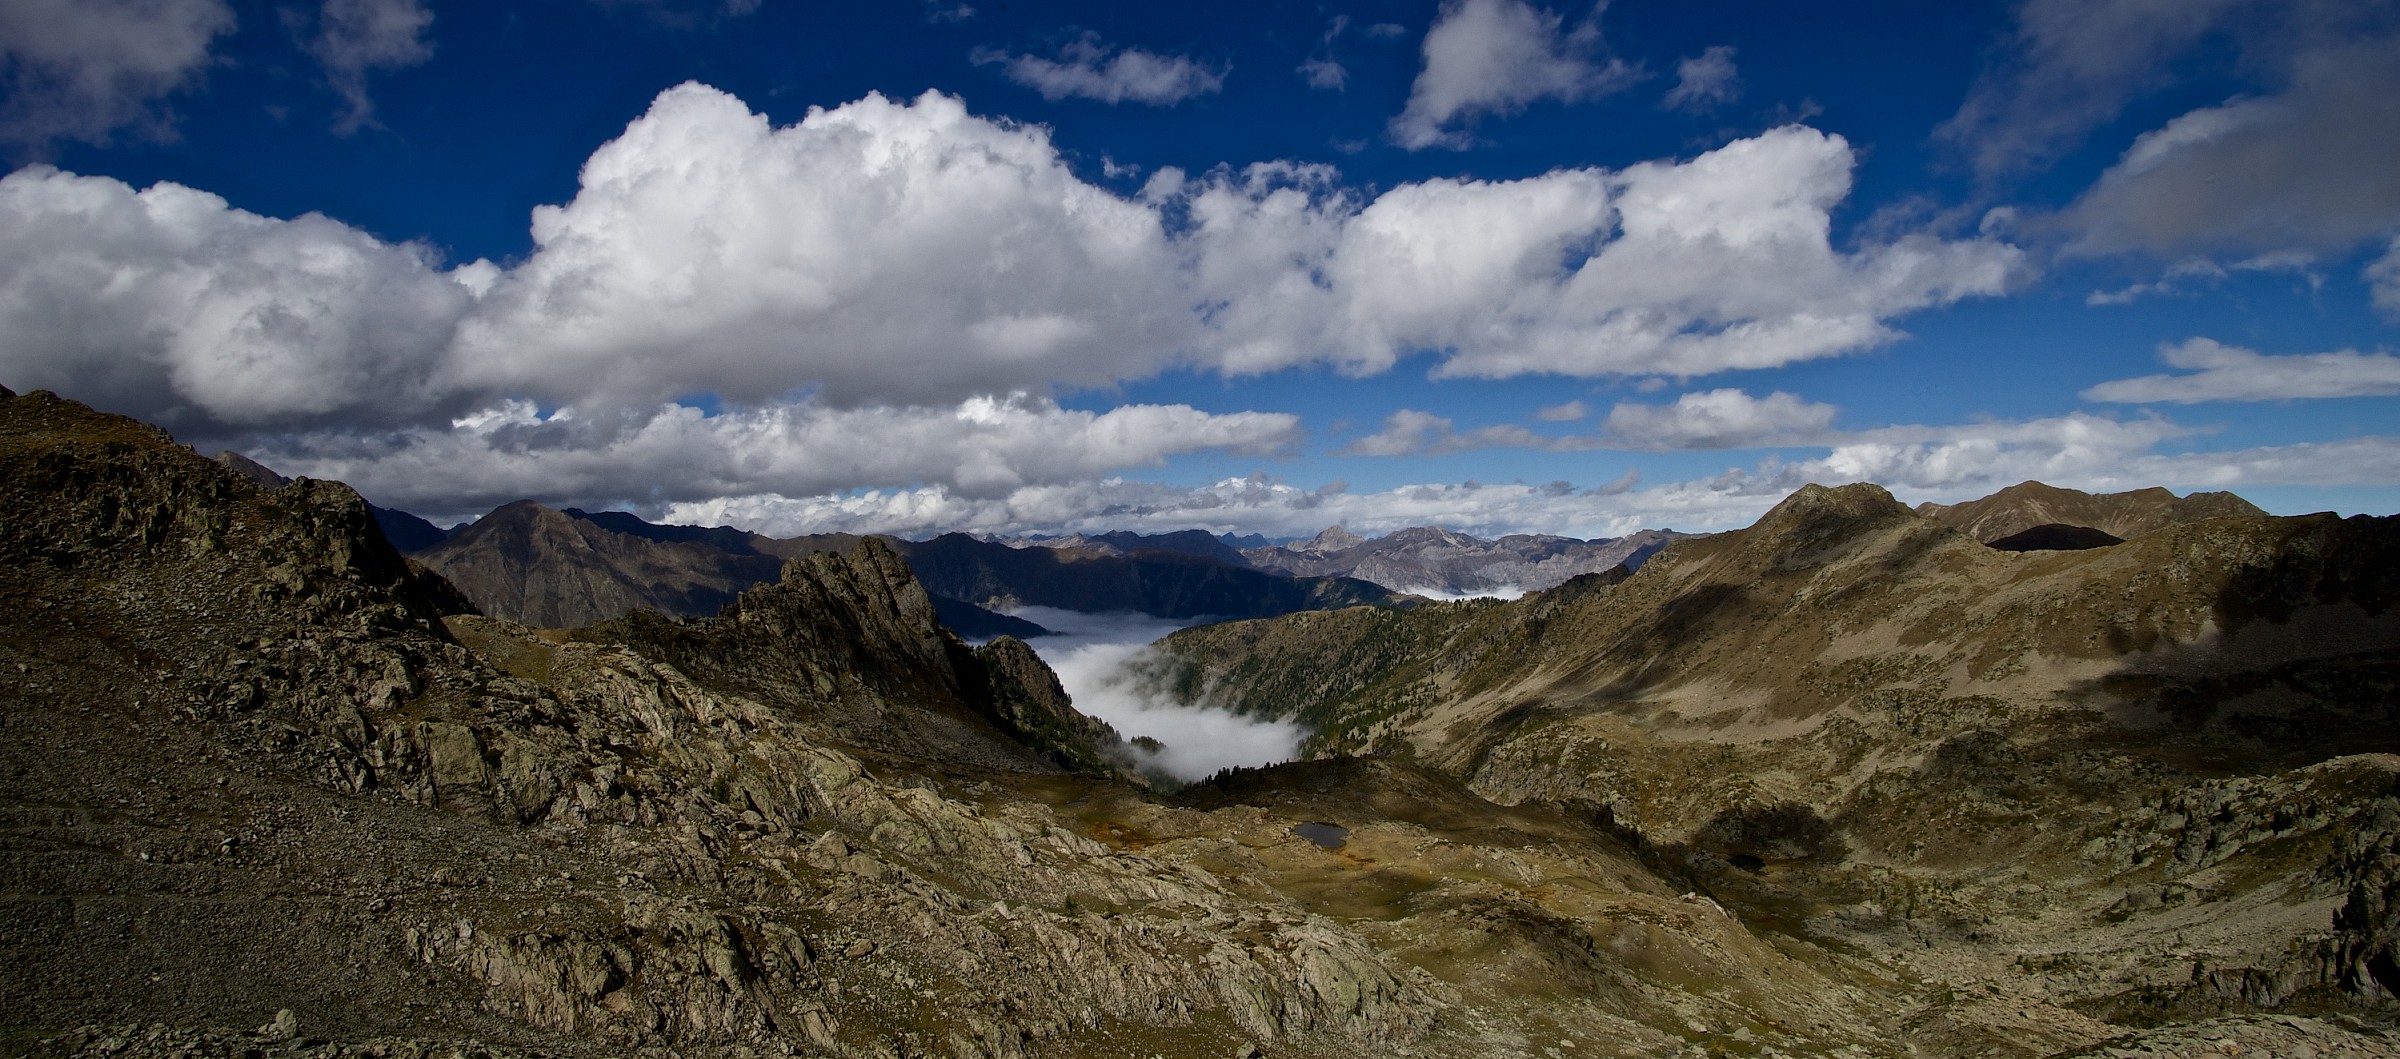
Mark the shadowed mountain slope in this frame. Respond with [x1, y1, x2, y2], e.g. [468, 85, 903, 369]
[409, 500, 787, 627]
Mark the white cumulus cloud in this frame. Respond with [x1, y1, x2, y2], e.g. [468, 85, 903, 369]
[1388, 0, 1640, 149]
[1, 87, 2019, 435]
[451, 84, 1190, 410]
[1190, 126, 2025, 381]
[0, 83, 2029, 519]
[975, 33, 1226, 105]
[2081, 337, 2400, 403]
[0, 165, 479, 431]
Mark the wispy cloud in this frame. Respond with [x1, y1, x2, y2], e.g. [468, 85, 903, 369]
[975, 33, 1226, 105]
[1388, 0, 1641, 149]
[2082, 338, 2400, 403]
[1662, 45, 1738, 111]
[2371, 236, 2400, 320]
[1936, 0, 2247, 181]
[1297, 14, 1352, 90]
[301, 0, 436, 134]
[1602, 389, 1837, 450]
[2064, 35, 2400, 260]
[1339, 409, 1558, 457]
[2083, 252, 2317, 306]
[0, 0, 233, 151]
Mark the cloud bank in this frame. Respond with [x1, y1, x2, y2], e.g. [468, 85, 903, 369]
[0, 82, 2022, 521]
[660, 412, 2400, 544]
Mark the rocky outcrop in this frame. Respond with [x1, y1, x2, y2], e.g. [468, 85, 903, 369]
[973, 636, 1126, 775]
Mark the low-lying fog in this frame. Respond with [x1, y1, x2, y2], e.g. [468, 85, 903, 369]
[1000, 606, 1305, 782]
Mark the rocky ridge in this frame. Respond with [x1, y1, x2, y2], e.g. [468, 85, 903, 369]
[1917, 479, 2266, 543]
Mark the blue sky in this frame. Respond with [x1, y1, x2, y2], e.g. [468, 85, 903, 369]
[3, 0, 2397, 539]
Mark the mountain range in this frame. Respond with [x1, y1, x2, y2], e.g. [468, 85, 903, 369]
[386, 501, 1407, 632]
[1239, 523, 1687, 596]
[6, 384, 2398, 1057]
[349, 494, 1683, 631]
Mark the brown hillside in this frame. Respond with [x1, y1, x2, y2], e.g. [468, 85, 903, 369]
[1917, 479, 2266, 542]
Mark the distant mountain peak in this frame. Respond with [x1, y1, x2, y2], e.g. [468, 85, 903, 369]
[1303, 525, 1366, 552]
[1758, 482, 1909, 529]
